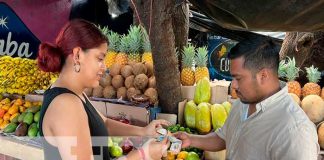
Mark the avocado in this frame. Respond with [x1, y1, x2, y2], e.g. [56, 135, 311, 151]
[34, 111, 40, 123]
[18, 112, 27, 123]
[23, 112, 34, 125]
[3, 122, 18, 133]
[15, 122, 28, 136]
[28, 123, 38, 137]
[26, 106, 40, 113]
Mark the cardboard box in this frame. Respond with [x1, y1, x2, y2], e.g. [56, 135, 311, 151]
[156, 113, 177, 125]
[181, 86, 195, 100]
[210, 80, 231, 104]
[106, 102, 150, 127]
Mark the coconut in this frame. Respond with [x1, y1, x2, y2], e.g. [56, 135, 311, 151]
[121, 65, 133, 78]
[145, 62, 154, 77]
[301, 95, 324, 123]
[127, 87, 141, 100]
[289, 93, 301, 106]
[117, 87, 127, 100]
[318, 122, 324, 149]
[110, 64, 122, 76]
[148, 76, 156, 88]
[84, 88, 93, 97]
[132, 63, 147, 76]
[92, 86, 103, 98]
[112, 75, 125, 89]
[134, 74, 149, 90]
[144, 88, 158, 104]
[99, 74, 112, 87]
[103, 86, 116, 99]
[125, 75, 135, 89]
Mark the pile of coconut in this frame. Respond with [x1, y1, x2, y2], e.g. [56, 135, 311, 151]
[85, 62, 158, 105]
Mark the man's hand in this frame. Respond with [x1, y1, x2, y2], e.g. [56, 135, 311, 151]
[173, 132, 191, 148]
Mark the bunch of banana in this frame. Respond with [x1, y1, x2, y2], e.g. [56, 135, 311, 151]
[0, 56, 58, 95]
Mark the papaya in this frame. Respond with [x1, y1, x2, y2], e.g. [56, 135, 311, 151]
[34, 111, 40, 123]
[15, 122, 28, 136]
[222, 101, 232, 116]
[25, 106, 40, 113]
[195, 102, 211, 134]
[28, 123, 38, 137]
[184, 100, 197, 128]
[3, 122, 18, 133]
[23, 112, 34, 125]
[211, 104, 228, 130]
[18, 112, 27, 123]
[194, 78, 211, 104]
[10, 113, 20, 123]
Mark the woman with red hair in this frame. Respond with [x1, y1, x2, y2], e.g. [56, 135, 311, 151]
[38, 19, 169, 160]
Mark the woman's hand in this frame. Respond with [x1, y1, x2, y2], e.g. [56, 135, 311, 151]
[141, 137, 170, 160]
[143, 119, 171, 136]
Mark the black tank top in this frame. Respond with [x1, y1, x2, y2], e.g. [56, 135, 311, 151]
[39, 87, 110, 160]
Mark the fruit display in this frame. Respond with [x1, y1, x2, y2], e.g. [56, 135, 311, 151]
[0, 56, 58, 95]
[0, 97, 41, 137]
[302, 65, 321, 97]
[181, 44, 195, 86]
[86, 62, 158, 105]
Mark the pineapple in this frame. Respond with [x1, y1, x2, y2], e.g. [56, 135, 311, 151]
[302, 65, 321, 97]
[115, 34, 129, 65]
[285, 57, 302, 98]
[180, 44, 195, 86]
[195, 46, 210, 83]
[141, 27, 153, 64]
[128, 25, 142, 63]
[105, 31, 120, 69]
[321, 87, 324, 99]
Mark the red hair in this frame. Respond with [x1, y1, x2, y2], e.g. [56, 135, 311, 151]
[37, 19, 108, 72]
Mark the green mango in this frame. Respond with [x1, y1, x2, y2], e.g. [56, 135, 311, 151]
[195, 102, 211, 134]
[194, 77, 211, 104]
[28, 123, 38, 137]
[3, 122, 18, 133]
[211, 104, 228, 130]
[34, 111, 40, 123]
[23, 112, 34, 125]
[18, 112, 27, 123]
[184, 100, 197, 128]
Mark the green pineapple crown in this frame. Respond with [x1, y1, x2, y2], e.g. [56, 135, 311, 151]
[107, 31, 120, 52]
[128, 25, 142, 54]
[305, 65, 321, 83]
[278, 58, 287, 78]
[119, 34, 130, 53]
[140, 26, 151, 52]
[97, 25, 109, 36]
[195, 46, 208, 67]
[181, 43, 195, 68]
[285, 57, 301, 81]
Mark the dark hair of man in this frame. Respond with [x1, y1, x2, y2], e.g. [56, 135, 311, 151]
[228, 37, 280, 76]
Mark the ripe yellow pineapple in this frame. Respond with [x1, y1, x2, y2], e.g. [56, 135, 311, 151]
[302, 65, 321, 97]
[115, 34, 129, 65]
[284, 57, 302, 98]
[195, 46, 209, 83]
[105, 31, 120, 69]
[180, 44, 195, 86]
[128, 25, 142, 63]
[141, 27, 153, 64]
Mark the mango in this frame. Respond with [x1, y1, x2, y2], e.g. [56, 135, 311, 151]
[194, 78, 211, 104]
[18, 112, 27, 123]
[10, 113, 20, 123]
[0, 120, 9, 129]
[28, 123, 38, 137]
[195, 102, 211, 134]
[23, 112, 33, 125]
[34, 111, 40, 123]
[184, 100, 197, 128]
[3, 112, 10, 121]
[8, 105, 19, 115]
[3, 122, 18, 133]
[25, 106, 40, 113]
[211, 104, 227, 130]
[15, 122, 28, 136]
